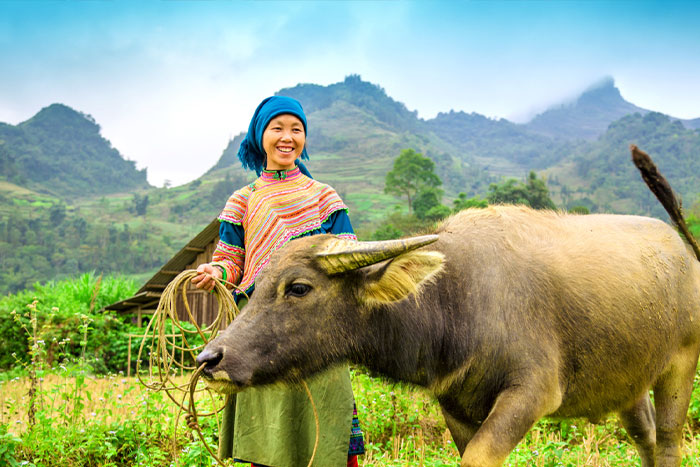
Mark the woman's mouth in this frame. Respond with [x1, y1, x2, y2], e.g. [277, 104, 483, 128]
[277, 147, 294, 153]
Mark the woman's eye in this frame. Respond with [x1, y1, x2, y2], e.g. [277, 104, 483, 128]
[287, 283, 311, 297]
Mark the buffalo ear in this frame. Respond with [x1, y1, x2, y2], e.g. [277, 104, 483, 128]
[362, 250, 444, 305]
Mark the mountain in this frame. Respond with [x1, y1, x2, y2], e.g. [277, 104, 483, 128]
[208, 76, 491, 226]
[424, 110, 583, 173]
[208, 75, 699, 221]
[207, 133, 245, 173]
[2, 75, 700, 295]
[0, 104, 150, 198]
[683, 118, 700, 130]
[545, 111, 700, 216]
[209, 75, 578, 207]
[278, 74, 420, 133]
[525, 78, 649, 140]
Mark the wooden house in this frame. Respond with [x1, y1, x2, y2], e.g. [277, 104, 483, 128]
[104, 218, 226, 327]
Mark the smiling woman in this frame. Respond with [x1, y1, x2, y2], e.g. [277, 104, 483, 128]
[190, 96, 364, 467]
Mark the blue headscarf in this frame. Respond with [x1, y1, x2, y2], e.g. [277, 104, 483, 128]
[237, 96, 311, 176]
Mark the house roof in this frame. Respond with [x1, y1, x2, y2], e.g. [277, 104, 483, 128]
[104, 218, 220, 312]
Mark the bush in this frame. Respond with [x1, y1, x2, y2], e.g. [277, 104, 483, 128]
[568, 205, 590, 215]
[0, 273, 138, 373]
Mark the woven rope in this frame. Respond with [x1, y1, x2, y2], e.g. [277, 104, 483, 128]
[136, 270, 319, 467]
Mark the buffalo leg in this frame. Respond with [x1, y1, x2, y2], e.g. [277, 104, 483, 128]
[619, 393, 656, 467]
[441, 407, 479, 455]
[653, 345, 700, 467]
[459, 383, 560, 467]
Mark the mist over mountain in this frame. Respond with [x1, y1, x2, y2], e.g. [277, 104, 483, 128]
[524, 77, 649, 140]
[0, 103, 150, 198]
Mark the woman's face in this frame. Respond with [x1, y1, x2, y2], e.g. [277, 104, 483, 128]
[262, 114, 306, 171]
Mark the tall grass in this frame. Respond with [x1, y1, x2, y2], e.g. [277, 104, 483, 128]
[0, 273, 140, 372]
[3, 370, 700, 466]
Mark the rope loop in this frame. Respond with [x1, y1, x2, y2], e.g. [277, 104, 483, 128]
[137, 269, 319, 467]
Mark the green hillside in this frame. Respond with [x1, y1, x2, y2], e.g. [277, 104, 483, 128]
[2, 76, 700, 295]
[0, 104, 149, 199]
[546, 112, 700, 216]
[425, 110, 585, 173]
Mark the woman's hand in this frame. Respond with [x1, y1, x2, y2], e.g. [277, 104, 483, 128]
[192, 263, 223, 292]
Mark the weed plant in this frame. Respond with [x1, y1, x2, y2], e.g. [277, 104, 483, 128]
[0, 273, 141, 372]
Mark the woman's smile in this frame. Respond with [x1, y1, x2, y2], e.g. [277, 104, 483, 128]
[262, 114, 306, 171]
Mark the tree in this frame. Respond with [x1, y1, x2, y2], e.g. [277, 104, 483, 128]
[523, 171, 557, 210]
[130, 194, 149, 216]
[453, 192, 488, 212]
[370, 223, 404, 241]
[487, 171, 556, 210]
[385, 149, 442, 213]
[49, 203, 67, 225]
[413, 187, 454, 222]
[413, 187, 441, 220]
[424, 205, 452, 222]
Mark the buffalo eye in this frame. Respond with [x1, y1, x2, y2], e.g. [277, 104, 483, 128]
[286, 282, 311, 298]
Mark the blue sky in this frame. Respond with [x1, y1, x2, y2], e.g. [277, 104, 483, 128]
[1, 0, 699, 186]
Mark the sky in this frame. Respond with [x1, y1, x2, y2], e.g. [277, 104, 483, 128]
[1, 0, 699, 187]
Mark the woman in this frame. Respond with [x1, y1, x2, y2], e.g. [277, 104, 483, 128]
[192, 96, 364, 467]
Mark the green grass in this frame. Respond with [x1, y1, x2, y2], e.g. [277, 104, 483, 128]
[4, 271, 700, 467]
[3, 367, 700, 466]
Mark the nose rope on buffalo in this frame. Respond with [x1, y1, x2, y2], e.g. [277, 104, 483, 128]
[135, 269, 320, 467]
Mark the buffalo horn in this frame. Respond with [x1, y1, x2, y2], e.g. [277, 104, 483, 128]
[316, 235, 439, 274]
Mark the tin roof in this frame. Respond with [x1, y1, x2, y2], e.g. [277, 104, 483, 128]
[104, 218, 220, 312]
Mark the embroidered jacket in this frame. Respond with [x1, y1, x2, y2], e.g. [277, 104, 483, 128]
[211, 166, 356, 298]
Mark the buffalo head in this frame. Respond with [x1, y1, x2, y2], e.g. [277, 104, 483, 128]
[196, 234, 443, 394]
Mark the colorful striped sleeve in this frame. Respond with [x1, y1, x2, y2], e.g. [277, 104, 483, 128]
[211, 221, 245, 288]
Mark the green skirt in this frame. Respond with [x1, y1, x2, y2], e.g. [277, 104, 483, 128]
[218, 365, 355, 467]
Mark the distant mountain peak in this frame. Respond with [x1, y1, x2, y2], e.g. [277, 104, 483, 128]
[583, 75, 616, 93]
[1, 103, 149, 198]
[276, 75, 419, 131]
[525, 77, 647, 140]
[576, 77, 626, 107]
[30, 103, 93, 121]
[22, 103, 101, 133]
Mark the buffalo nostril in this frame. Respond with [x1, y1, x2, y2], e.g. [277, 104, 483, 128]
[196, 348, 223, 373]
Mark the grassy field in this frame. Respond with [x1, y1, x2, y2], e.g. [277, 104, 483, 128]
[3, 275, 700, 466]
[3, 367, 700, 466]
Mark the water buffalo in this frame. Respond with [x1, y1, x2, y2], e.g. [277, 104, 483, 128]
[197, 205, 700, 467]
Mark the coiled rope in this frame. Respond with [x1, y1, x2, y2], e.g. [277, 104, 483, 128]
[136, 270, 319, 467]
